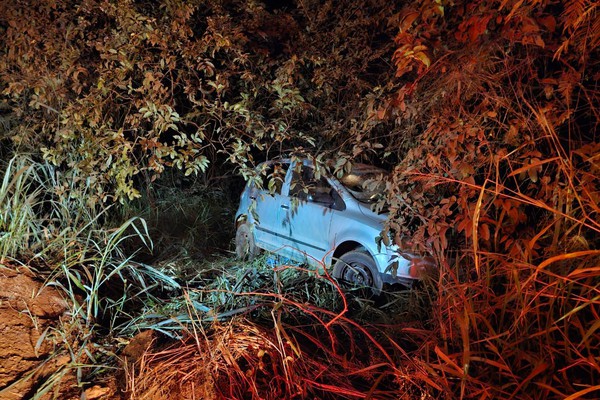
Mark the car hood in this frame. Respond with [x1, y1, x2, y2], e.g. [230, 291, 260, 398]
[356, 202, 388, 227]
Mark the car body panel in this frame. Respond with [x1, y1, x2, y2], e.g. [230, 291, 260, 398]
[282, 199, 333, 264]
[253, 191, 287, 253]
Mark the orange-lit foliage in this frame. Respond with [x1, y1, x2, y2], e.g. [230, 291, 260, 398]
[372, 0, 600, 398]
[127, 311, 422, 399]
[371, 0, 599, 255]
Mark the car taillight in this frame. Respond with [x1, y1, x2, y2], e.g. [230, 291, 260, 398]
[407, 256, 436, 278]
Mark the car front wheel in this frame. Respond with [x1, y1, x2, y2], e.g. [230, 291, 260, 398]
[235, 222, 258, 261]
[332, 251, 381, 295]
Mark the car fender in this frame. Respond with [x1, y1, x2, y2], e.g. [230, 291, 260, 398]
[328, 228, 385, 269]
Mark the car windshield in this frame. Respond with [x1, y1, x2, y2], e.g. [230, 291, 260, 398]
[339, 164, 388, 204]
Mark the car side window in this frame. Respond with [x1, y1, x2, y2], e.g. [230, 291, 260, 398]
[260, 162, 288, 195]
[290, 165, 312, 200]
[289, 165, 345, 210]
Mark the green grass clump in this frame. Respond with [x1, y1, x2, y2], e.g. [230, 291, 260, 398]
[0, 154, 181, 398]
[0, 155, 47, 258]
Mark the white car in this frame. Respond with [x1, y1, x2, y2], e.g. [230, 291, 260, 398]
[234, 158, 434, 293]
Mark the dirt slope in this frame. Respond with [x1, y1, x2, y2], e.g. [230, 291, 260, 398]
[0, 265, 121, 400]
[0, 265, 72, 399]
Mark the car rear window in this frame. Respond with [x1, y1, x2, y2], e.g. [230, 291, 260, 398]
[339, 165, 387, 204]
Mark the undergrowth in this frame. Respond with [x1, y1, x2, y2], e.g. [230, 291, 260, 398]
[122, 255, 432, 399]
[115, 169, 240, 264]
[1, 151, 597, 399]
[0, 154, 180, 399]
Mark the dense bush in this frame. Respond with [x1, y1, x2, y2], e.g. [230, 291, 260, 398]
[0, 0, 400, 201]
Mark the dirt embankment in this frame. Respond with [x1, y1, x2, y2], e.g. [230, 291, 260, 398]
[0, 265, 70, 399]
[0, 265, 114, 400]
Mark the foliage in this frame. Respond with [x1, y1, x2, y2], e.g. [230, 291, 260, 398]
[0, 0, 411, 200]
[122, 256, 430, 399]
[0, 0, 374, 201]
[1, 0, 599, 398]
[372, 0, 600, 255]
[369, 0, 600, 398]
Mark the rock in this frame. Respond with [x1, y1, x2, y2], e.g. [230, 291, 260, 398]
[0, 267, 68, 319]
[84, 385, 112, 399]
[29, 287, 69, 318]
[121, 330, 156, 363]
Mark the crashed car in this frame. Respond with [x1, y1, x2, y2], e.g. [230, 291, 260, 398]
[234, 158, 434, 293]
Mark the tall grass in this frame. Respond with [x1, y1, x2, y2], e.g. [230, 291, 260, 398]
[0, 155, 46, 258]
[405, 122, 600, 399]
[415, 245, 600, 399]
[0, 154, 180, 398]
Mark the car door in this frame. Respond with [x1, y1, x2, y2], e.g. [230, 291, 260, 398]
[251, 161, 291, 253]
[280, 162, 341, 266]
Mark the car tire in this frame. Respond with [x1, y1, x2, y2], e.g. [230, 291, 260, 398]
[332, 251, 382, 295]
[235, 222, 258, 261]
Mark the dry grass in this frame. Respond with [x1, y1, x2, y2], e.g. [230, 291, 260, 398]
[120, 258, 435, 399]
[126, 311, 427, 399]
